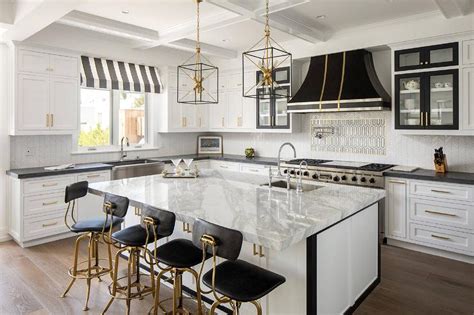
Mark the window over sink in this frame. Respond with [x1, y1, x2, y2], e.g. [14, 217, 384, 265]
[78, 88, 148, 150]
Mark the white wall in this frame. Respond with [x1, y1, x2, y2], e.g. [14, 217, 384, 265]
[0, 43, 11, 241]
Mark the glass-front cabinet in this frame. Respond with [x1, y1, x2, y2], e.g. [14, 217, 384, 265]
[256, 67, 291, 129]
[395, 42, 458, 71]
[395, 70, 459, 130]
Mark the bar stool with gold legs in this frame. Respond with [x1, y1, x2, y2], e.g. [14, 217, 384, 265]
[193, 219, 286, 315]
[102, 205, 176, 315]
[151, 221, 211, 315]
[60, 181, 129, 311]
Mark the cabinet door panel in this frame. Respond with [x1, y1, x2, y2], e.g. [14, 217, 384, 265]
[395, 74, 423, 129]
[181, 103, 197, 129]
[17, 74, 50, 131]
[462, 67, 474, 130]
[50, 54, 78, 78]
[18, 50, 50, 75]
[227, 90, 243, 128]
[209, 93, 226, 129]
[385, 179, 407, 239]
[50, 77, 78, 130]
[463, 39, 474, 65]
[167, 90, 181, 130]
[426, 70, 458, 130]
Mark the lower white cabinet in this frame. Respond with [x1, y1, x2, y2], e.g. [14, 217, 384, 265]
[385, 177, 474, 258]
[462, 67, 474, 130]
[8, 170, 111, 247]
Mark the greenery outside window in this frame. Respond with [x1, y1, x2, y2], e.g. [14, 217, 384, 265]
[79, 88, 148, 150]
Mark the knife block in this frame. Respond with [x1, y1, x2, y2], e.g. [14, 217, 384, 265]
[434, 155, 447, 173]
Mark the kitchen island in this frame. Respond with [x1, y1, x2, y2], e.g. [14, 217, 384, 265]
[89, 169, 385, 315]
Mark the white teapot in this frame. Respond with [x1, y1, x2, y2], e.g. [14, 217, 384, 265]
[403, 80, 420, 90]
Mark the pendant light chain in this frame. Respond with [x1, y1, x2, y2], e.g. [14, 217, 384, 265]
[196, 0, 201, 65]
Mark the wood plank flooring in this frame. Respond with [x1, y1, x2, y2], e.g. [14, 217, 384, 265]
[0, 237, 473, 314]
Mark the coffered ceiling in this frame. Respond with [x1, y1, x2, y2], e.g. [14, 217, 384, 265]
[1, 0, 473, 59]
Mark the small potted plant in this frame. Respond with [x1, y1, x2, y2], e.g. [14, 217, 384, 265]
[245, 147, 255, 159]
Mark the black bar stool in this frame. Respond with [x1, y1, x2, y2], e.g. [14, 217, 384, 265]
[60, 181, 129, 311]
[102, 205, 176, 315]
[152, 221, 210, 315]
[193, 219, 286, 315]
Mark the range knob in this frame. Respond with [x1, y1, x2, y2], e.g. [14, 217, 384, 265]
[290, 170, 295, 175]
[369, 178, 376, 184]
[351, 176, 358, 182]
[333, 176, 340, 182]
[303, 171, 310, 177]
[360, 177, 367, 183]
[341, 175, 347, 181]
[312, 174, 318, 180]
[283, 169, 288, 174]
[296, 171, 301, 176]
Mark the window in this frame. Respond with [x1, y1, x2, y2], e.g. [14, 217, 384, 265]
[79, 88, 147, 149]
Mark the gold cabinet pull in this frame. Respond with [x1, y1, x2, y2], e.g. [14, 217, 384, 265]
[431, 189, 452, 194]
[134, 207, 141, 216]
[86, 174, 101, 178]
[51, 114, 54, 127]
[182, 222, 191, 233]
[42, 221, 58, 227]
[388, 180, 405, 184]
[420, 112, 424, 126]
[425, 112, 428, 126]
[253, 244, 258, 256]
[425, 210, 457, 217]
[46, 114, 50, 127]
[42, 201, 58, 206]
[42, 183, 58, 187]
[431, 234, 450, 241]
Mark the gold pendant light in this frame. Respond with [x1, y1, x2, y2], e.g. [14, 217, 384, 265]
[177, 0, 219, 104]
[242, 0, 292, 100]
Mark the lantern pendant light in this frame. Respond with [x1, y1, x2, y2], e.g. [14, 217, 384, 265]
[177, 0, 219, 104]
[242, 0, 292, 100]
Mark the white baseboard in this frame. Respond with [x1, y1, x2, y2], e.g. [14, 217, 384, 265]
[387, 238, 474, 264]
[0, 227, 12, 242]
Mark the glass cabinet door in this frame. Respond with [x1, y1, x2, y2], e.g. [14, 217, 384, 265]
[257, 98, 271, 127]
[427, 70, 458, 129]
[427, 43, 458, 68]
[396, 75, 423, 128]
[274, 87, 289, 128]
[396, 50, 422, 71]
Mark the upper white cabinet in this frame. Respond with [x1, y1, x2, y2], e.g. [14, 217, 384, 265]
[9, 46, 79, 135]
[462, 39, 474, 65]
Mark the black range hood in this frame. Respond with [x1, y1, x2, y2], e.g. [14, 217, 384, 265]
[288, 49, 391, 113]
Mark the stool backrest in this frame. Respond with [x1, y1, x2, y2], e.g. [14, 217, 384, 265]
[103, 193, 129, 218]
[65, 181, 88, 203]
[141, 205, 176, 237]
[192, 219, 243, 261]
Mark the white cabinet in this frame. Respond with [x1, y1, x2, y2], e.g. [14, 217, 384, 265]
[385, 178, 407, 239]
[10, 46, 79, 135]
[227, 90, 243, 129]
[8, 170, 111, 247]
[463, 39, 474, 65]
[462, 67, 474, 130]
[209, 94, 227, 129]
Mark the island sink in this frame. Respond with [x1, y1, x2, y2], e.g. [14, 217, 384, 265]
[262, 180, 322, 192]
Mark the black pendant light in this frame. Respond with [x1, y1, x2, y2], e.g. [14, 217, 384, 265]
[177, 0, 219, 104]
[242, 0, 292, 100]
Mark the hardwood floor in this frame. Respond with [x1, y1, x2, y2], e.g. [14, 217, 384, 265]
[0, 237, 473, 314]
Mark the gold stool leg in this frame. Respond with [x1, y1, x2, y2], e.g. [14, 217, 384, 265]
[83, 233, 94, 311]
[210, 300, 223, 315]
[102, 248, 125, 315]
[126, 248, 133, 315]
[60, 233, 87, 298]
[188, 268, 203, 315]
[250, 300, 262, 315]
[152, 269, 167, 315]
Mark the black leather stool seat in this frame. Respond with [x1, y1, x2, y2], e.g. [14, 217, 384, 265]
[157, 239, 209, 268]
[71, 217, 124, 233]
[202, 259, 286, 302]
[112, 224, 167, 246]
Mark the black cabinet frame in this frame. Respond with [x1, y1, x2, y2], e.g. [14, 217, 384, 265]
[395, 42, 459, 72]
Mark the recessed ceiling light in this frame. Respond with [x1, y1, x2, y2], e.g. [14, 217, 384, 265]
[315, 15, 326, 20]
[121, 10, 129, 14]
[222, 39, 229, 42]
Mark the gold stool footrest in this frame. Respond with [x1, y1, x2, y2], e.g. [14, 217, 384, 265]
[108, 274, 154, 301]
[67, 259, 113, 280]
[153, 296, 207, 315]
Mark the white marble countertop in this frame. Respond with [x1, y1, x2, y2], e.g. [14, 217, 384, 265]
[89, 170, 385, 251]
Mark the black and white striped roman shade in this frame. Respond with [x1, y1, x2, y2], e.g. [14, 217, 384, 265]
[80, 56, 162, 93]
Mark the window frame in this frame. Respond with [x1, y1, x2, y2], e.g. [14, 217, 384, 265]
[76, 87, 151, 152]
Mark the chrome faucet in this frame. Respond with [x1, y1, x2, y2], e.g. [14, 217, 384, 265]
[296, 160, 308, 194]
[269, 142, 297, 190]
[277, 142, 297, 176]
[120, 137, 129, 161]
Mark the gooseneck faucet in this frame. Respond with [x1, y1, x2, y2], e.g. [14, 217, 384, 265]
[277, 142, 297, 176]
[296, 160, 308, 194]
[120, 137, 129, 161]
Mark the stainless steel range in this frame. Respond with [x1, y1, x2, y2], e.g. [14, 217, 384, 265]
[281, 159, 394, 189]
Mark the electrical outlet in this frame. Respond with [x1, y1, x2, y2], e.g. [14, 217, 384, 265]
[25, 148, 34, 157]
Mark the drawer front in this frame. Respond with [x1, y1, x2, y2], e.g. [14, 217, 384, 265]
[24, 213, 69, 241]
[24, 193, 66, 217]
[409, 181, 472, 202]
[77, 171, 110, 183]
[23, 175, 75, 195]
[240, 164, 267, 175]
[409, 223, 474, 254]
[409, 198, 473, 231]
[211, 161, 240, 172]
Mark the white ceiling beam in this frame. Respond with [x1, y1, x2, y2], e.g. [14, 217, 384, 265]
[433, 0, 473, 18]
[1, 0, 81, 41]
[0, 1, 14, 28]
[165, 38, 238, 59]
[57, 11, 159, 42]
[135, 11, 246, 49]
[207, 0, 326, 43]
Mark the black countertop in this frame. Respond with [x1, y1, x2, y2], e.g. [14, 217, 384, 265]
[6, 154, 279, 179]
[384, 169, 474, 185]
[6, 163, 114, 179]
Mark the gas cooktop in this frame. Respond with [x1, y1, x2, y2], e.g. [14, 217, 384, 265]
[285, 159, 331, 166]
[285, 159, 393, 172]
